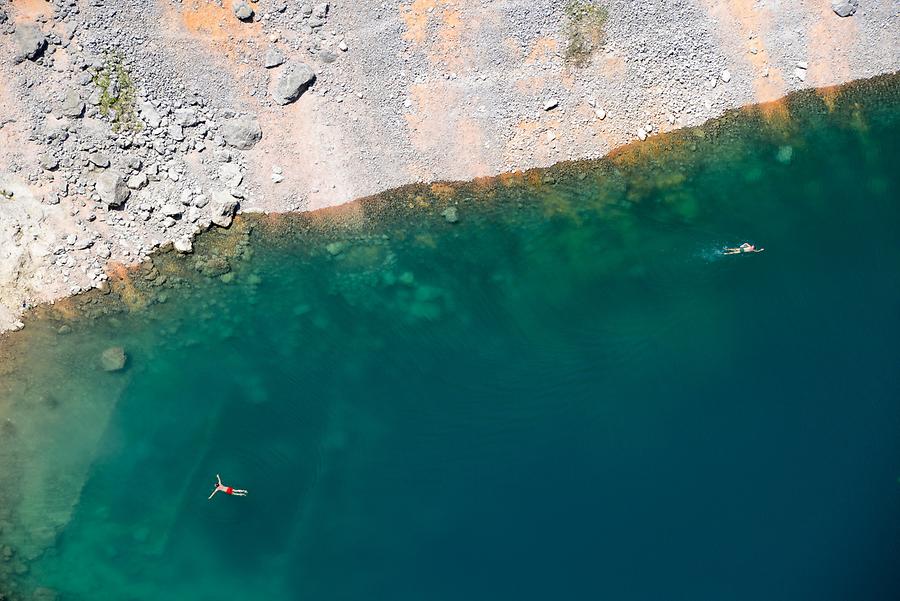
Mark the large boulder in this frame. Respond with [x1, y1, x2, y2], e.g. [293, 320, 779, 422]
[210, 190, 239, 228]
[95, 172, 130, 207]
[13, 26, 47, 63]
[273, 62, 316, 105]
[100, 347, 127, 372]
[222, 116, 262, 150]
[831, 0, 858, 17]
[60, 90, 85, 118]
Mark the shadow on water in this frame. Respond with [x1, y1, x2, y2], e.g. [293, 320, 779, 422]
[1, 74, 899, 601]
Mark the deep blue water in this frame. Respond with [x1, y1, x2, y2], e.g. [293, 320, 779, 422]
[1, 76, 899, 601]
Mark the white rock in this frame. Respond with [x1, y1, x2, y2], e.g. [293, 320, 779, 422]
[831, 0, 858, 17]
[796, 61, 808, 69]
[595, 108, 606, 120]
[637, 128, 647, 141]
[794, 67, 807, 82]
[720, 69, 731, 83]
[174, 237, 193, 254]
[543, 98, 559, 111]
[161, 203, 183, 218]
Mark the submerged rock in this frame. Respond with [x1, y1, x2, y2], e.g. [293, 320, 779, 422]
[441, 206, 459, 224]
[100, 347, 127, 372]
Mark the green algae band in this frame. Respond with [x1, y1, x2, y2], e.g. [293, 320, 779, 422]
[1, 75, 900, 600]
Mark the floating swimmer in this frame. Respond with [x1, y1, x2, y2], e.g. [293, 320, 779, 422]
[723, 243, 764, 255]
[209, 474, 248, 499]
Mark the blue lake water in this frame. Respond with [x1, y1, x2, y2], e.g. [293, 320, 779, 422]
[1, 75, 899, 600]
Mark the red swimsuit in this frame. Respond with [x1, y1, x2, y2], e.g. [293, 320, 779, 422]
[225, 486, 234, 495]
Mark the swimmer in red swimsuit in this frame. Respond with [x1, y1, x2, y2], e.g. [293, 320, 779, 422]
[209, 474, 248, 499]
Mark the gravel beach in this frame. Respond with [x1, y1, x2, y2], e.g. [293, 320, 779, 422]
[0, 0, 897, 332]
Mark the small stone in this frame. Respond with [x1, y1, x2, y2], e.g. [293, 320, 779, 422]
[720, 69, 731, 83]
[40, 154, 59, 171]
[210, 190, 239, 228]
[88, 153, 110, 168]
[222, 116, 262, 149]
[161, 203, 183, 218]
[173, 108, 201, 127]
[126, 173, 148, 190]
[831, 0, 858, 17]
[95, 172, 130, 207]
[264, 47, 285, 68]
[60, 90, 85, 118]
[100, 347, 127, 372]
[319, 50, 338, 64]
[139, 102, 162, 128]
[273, 62, 316, 105]
[543, 98, 559, 111]
[637, 128, 647, 141]
[174, 237, 193, 254]
[794, 67, 807, 82]
[219, 163, 243, 187]
[338, 40, 348, 52]
[233, 1, 254, 21]
[595, 108, 606, 120]
[168, 124, 185, 141]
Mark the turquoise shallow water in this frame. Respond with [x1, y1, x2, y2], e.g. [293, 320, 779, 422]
[1, 76, 900, 600]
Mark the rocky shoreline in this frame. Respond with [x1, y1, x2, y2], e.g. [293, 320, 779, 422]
[1, 0, 898, 333]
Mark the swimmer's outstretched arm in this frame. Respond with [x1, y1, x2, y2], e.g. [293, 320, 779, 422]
[216, 474, 223, 486]
[209, 488, 219, 500]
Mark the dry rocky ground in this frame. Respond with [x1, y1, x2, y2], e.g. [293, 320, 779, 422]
[0, 0, 897, 332]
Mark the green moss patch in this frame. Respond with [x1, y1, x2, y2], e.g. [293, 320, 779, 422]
[92, 53, 142, 132]
[564, 0, 608, 67]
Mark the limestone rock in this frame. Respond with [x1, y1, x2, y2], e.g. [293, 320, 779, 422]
[174, 237, 193, 254]
[831, 0, 858, 17]
[174, 108, 201, 127]
[139, 102, 162, 129]
[233, 1, 254, 21]
[40, 154, 59, 171]
[273, 62, 316, 105]
[61, 90, 85, 118]
[88, 153, 110, 168]
[161, 203, 183, 218]
[13, 26, 46, 63]
[100, 347, 127, 372]
[210, 190, 239, 228]
[127, 172, 148, 190]
[222, 116, 262, 150]
[95, 172, 130, 207]
[264, 47, 285, 68]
